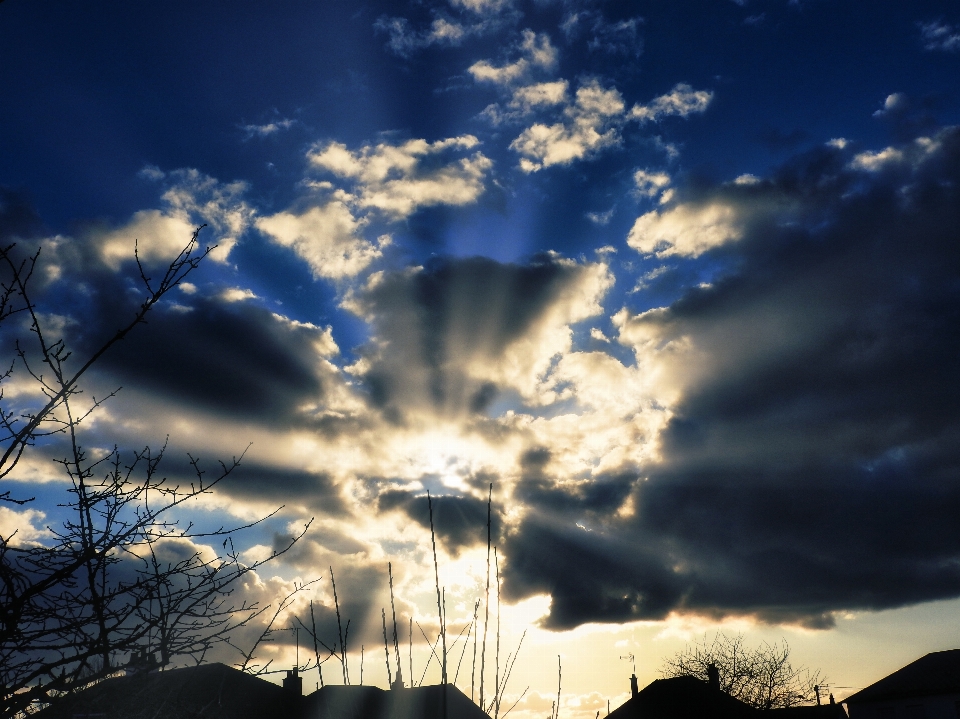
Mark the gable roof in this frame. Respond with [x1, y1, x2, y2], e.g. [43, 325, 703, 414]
[843, 650, 960, 705]
[33, 662, 290, 719]
[304, 683, 489, 719]
[32, 663, 490, 719]
[607, 675, 759, 719]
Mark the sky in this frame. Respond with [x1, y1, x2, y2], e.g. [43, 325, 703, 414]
[2, 0, 960, 716]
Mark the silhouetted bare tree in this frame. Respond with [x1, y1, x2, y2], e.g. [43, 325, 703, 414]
[660, 631, 824, 709]
[0, 231, 310, 718]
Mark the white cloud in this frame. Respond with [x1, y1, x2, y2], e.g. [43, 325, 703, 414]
[919, 20, 960, 52]
[631, 264, 670, 292]
[270, 314, 341, 358]
[873, 92, 907, 117]
[634, 169, 671, 197]
[450, 0, 512, 14]
[98, 210, 199, 270]
[479, 80, 570, 127]
[586, 208, 615, 225]
[506, 80, 711, 171]
[849, 147, 905, 172]
[138, 165, 165, 181]
[510, 80, 569, 113]
[0, 506, 52, 546]
[629, 83, 713, 122]
[848, 134, 943, 174]
[468, 30, 557, 85]
[375, 13, 497, 56]
[308, 136, 492, 219]
[241, 119, 296, 139]
[97, 169, 253, 269]
[627, 201, 743, 257]
[510, 80, 625, 171]
[256, 202, 384, 280]
[428, 18, 466, 43]
[220, 287, 258, 302]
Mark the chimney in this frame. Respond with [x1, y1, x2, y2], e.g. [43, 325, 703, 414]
[391, 665, 405, 691]
[707, 663, 720, 692]
[630, 674, 639, 699]
[284, 667, 302, 697]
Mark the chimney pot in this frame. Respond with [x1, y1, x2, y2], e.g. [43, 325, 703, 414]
[283, 667, 303, 697]
[707, 663, 720, 692]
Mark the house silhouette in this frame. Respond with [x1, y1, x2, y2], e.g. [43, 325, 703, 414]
[607, 670, 846, 719]
[33, 663, 490, 719]
[607, 674, 759, 719]
[843, 650, 960, 719]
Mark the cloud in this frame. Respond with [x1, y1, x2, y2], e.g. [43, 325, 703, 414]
[919, 20, 960, 52]
[561, 11, 644, 57]
[848, 146, 905, 172]
[629, 83, 713, 122]
[307, 136, 492, 220]
[220, 287, 258, 302]
[627, 201, 743, 257]
[256, 202, 383, 280]
[468, 30, 557, 85]
[502, 126, 960, 630]
[345, 254, 613, 420]
[450, 0, 512, 15]
[374, 15, 491, 56]
[586, 208, 614, 226]
[378, 490, 497, 555]
[259, 135, 492, 279]
[510, 80, 625, 171]
[92, 296, 342, 423]
[478, 80, 569, 127]
[96, 168, 253, 268]
[873, 92, 908, 118]
[507, 81, 712, 172]
[633, 169, 671, 198]
[219, 463, 349, 517]
[0, 506, 52, 546]
[240, 118, 296, 139]
[848, 134, 943, 173]
[510, 80, 570, 114]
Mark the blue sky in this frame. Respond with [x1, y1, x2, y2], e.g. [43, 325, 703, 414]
[3, 0, 960, 716]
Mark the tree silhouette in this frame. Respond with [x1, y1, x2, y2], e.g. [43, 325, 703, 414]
[659, 631, 824, 709]
[0, 230, 309, 719]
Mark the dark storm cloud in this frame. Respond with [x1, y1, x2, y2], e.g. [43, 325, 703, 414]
[503, 126, 960, 630]
[88, 295, 330, 424]
[378, 489, 499, 555]
[516, 447, 636, 514]
[218, 463, 348, 516]
[273, 534, 399, 647]
[872, 92, 943, 142]
[352, 254, 600, 421]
